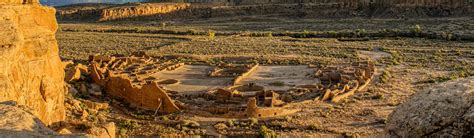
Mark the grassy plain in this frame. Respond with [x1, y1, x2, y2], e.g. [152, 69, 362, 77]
[57, 17, 473, 136]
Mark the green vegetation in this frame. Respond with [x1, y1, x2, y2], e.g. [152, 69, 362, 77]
[307, 124, 321, 131]
[227, 119, 236, 127]
[55, 16, 474, 137]
[424, 71, 471, 83]
[412, 24, 422, 35]
[380, 70, 392, 83]
[372, 93, 385, 100]
[118, 119, 140, 130]
[208, 30, 216, 40]
[269, 81, 285, 86]
[259, 125, 276, 138]
[249, 118, 259, 126]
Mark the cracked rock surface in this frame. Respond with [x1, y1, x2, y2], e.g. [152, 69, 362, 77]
[387, 77, 473, 137]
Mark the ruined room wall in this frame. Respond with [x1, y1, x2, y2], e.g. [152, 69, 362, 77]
[89, 64, 180, 113]
[0, 0, 66, 125]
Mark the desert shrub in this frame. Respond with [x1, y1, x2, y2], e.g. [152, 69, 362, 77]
[307, 124, 321, 131]
[387, 50, 403, 65]
[249, 118, 259, 126]
[442, 32, 454, 41]
[412, 24, 422, 36]
[269, 81, 285, 86]
[160, 22, 167, 28]
[264, 32, 273, 37]
[372, 93, 385, 99]
[118, 119, 140, 130]
[355, 29, 367, 37]
[259, 125, 276, 138]
[214, 123, 228, 130]
[327, 31, 337, 37]
[380, 70, 392, 83]
[158, 116, 169, 121]
[302, 30, 309, 38]
[426, 71, 470, 83]
[208, 30, 216, 40]
[188, 121, 200, 128]
[118, 128, 128, 137]
[207, 58, 222, 65]
[227, 119, 236, 127]
[74, 124, 91, 131]
[186, 29, 198, 35]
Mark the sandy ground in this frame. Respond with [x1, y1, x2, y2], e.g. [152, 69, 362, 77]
[237, 65, 320, 91]
[357, 50, 392, 61]
[153, 65, 233, 94]
[153, 65, 321, 93]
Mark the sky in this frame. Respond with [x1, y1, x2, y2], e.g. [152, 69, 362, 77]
[40, 0, 146, 6]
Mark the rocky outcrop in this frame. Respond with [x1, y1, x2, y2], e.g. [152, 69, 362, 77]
[0, 102, 58, 137]
[0, 1, 65, 125]
[387, 77, 473, 137]
[43, 0, 144, 6]
[0, 102, 87, 137]
[0, 0, 39, 5]
[57, 1, 473, 21]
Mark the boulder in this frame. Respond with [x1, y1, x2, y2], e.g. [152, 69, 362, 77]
[83, 100, 109, 111]
[386, 77, 473, 137]
[58, 128, 73, 134]
[0, 102, 83, 137]
[0, 102, 56, 136]
[87, 122, 116, 138]
[65, 66, 82, 82]
[0, 1, 65, 125]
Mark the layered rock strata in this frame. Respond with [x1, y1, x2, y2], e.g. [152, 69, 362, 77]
[0, 0, 65, 125]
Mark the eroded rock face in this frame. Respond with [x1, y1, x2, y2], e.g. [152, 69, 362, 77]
[387, 77, 474, 137]
[99, 3, 191, 21]
[0, 1, 65, 125]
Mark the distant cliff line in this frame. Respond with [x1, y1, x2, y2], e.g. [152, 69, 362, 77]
[40, 0, 146, 6]
[154, 0, 473, 8]
[56, 1, 473, 22]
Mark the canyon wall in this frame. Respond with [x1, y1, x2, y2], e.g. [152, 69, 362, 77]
[158, 0, 473, 8]
[99, 2, 190, 21]
[42, 0, 146, 6]
[57, 0, 473, 21]
[0, 0, 66, 126]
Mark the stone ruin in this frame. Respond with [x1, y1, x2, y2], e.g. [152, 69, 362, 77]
[88, 53, 182, 113]
[313, 61, 375, 103]
[75, 53, 375, 118]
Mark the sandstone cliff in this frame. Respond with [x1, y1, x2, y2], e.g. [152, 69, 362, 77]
[99, 3, 190, 21]
[0, 0, 66, 126]
[57, 1, 473, 22]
